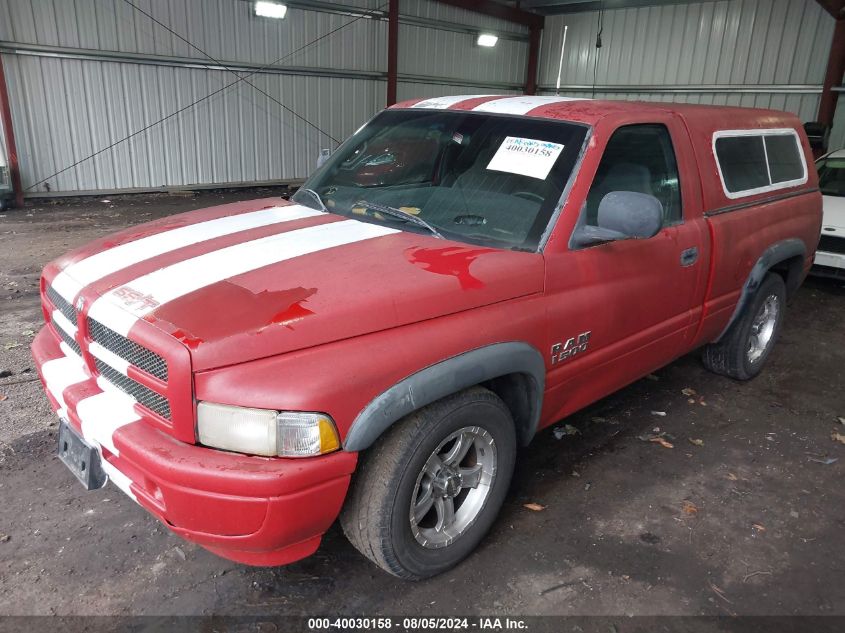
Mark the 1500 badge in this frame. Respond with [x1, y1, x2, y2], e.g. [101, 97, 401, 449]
[551, 331, 591, 364]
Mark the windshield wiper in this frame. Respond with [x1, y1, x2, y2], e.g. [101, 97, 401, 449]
[354, 200, 444, 239]
[292, 187, 328, 213]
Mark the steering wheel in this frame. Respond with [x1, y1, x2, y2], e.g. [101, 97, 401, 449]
[513, 191, 545, 203]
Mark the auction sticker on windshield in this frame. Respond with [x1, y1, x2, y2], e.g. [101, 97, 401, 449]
[486, 136, 564, 180]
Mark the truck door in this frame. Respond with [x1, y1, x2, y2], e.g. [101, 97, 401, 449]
[542, 118, 709, 421]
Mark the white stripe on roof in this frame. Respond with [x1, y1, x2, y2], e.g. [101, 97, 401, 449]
[472, 96, 586, 115]
[410, 95, 494, 109]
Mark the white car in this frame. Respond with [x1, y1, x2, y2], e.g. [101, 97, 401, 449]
[814, 149, 845, 277]
[0, 135, 11, 211]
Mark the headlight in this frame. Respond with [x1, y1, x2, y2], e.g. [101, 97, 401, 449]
[196, 402, 340, 458]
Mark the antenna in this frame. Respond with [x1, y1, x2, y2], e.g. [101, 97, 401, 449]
[555, 25, 568, 96]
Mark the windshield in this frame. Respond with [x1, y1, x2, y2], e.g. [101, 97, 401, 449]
[817, 157, 845, 197]
[293, 109, 589, 251]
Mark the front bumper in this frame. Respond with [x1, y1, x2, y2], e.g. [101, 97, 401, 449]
[32, 326, 357, 566]
[812, 250, 845, 279]
[814, 249, 845, 270]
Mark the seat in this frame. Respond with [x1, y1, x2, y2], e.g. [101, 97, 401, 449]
[422, 144, 548, 237]
[586, 163, 654, 224]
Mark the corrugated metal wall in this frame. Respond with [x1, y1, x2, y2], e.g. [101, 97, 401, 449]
[398, 0, 527, 90]
[395, 0, 526, 104]
[0, 0, 838, 195]
[0, 0, 528, 194]
[538, 0, 833, 125]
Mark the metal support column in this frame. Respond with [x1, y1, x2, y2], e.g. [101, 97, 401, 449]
[387, 0, 399, 106]
[819, 17, 845, 126]
[525, 26, 541, 95]
[0, 54, 23, 207]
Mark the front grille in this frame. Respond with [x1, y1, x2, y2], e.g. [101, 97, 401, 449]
[94, 359, 171, 420]
[88, 318, 168, 381]
[52, 315, 81, 357]
[46, 285, 77, 327]
[819, 235, 845, 255]
[44, 284, 173, 422]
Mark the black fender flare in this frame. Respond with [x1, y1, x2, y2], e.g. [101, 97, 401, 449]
[343, 342, 546, 452]
[715, 238, 806, 342]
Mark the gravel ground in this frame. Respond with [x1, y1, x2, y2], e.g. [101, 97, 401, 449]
[0, 189, 843, 617]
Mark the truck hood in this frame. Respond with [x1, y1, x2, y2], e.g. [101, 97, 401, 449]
[49, 199, 544, 371]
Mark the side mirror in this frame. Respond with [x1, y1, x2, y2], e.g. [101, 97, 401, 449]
[572, 191, 664, 247]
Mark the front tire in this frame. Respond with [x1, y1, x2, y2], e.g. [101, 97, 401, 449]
[340, 387, 516, 579]
[702, 272, 786, 380]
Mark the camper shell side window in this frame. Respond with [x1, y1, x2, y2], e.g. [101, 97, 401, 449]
[712, 128, 808, 200]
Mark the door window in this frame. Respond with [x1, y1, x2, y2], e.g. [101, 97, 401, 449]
[584, 124, 682, 228]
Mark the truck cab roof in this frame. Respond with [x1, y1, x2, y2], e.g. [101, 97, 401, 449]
[392, 94, 812, 214]
[392, 94, 800, 131]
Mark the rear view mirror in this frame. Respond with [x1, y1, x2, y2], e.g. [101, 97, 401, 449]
[572, 191, 664, 247]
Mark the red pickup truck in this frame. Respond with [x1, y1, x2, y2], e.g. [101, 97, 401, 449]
[33, 96, 821, 579]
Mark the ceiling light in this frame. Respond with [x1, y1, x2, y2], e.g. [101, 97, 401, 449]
[255, 1, 287, 19]
[477, 33, 498, 47]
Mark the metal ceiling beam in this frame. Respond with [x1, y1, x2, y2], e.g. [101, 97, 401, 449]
[0, 42, 526, 90]
[537, 83, 822, 94]
[520, 0, 594, 6]
[816, 0, 845, 20]
[0, 41, 384, 79]
[522, 0, 709, 15]
[432, 0, 544, 29]
[238, 1, 528, 40]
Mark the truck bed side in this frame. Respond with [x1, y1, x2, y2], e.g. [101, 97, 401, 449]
[678, 110, 823, 346]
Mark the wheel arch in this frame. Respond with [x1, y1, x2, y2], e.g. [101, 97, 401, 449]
[714, 238, 806, 342]
[342, 342, 545, 452]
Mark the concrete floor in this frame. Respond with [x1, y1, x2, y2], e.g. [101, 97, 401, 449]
[0, 190, 843, 616]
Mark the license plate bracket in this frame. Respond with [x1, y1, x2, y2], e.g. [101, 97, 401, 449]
[57, 420, 108, 490]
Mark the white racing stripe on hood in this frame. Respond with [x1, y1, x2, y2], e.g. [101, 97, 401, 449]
[89, 219, 400, 336]
[410, 95, 492, 109]
[472, 95, 585, 115]
[51, 204, 323, 302]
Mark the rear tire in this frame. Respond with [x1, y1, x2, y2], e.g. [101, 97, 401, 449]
[702, 272, 786, 380]
[340, 387, 516, 580]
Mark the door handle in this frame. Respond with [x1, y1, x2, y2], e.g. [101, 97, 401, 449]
[680, 247, 699, 267]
